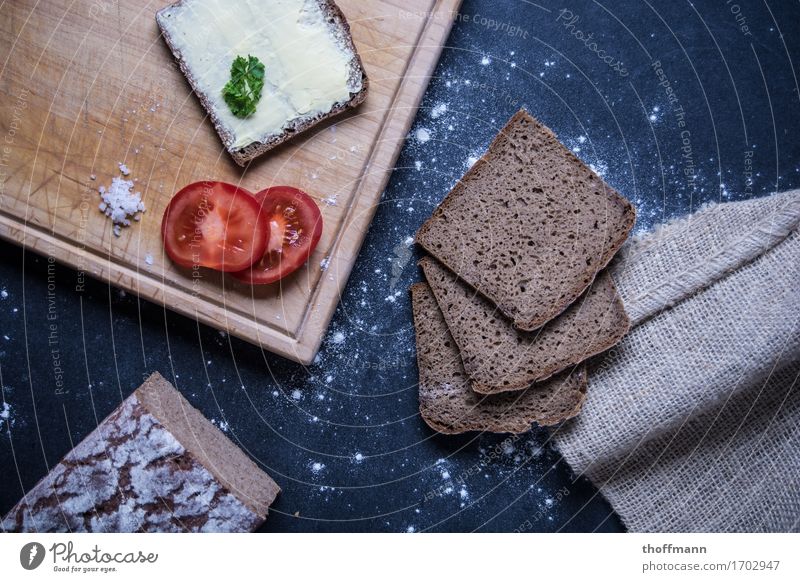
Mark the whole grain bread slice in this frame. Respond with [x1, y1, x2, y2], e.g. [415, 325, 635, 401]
[157, 0, 368, 167]
[415, 109, 635, 331]
[411, 283, 587, 434]
[420, 256, 629, 394]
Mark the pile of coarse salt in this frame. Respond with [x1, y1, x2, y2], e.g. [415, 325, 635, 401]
[98, 173, 145, 237]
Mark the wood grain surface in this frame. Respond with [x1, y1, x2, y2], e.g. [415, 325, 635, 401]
[0, 0, 461, 364]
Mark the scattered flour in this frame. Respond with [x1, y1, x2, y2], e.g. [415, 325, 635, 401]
[144, 253, 154, 266]
[331, 331, 346, 345]
[414, 160, 423, 171]
[480, 56, 491, 66]
[291, 389, 303, 400]
[430, 102, 448, 119]
[466, 155, 479, 169]
[212, 419, 229, 433]
[353, 452, 364, 463]
[0, 402, 12, 431]
[589, 161, 608, 177]
[310, 462, 325, 474]
[0, 289, 7, 300]
[415, 127, 431, 144]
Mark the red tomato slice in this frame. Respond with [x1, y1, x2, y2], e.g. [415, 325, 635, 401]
[161, 181, 269, 272]
[231, 186, 323, 285]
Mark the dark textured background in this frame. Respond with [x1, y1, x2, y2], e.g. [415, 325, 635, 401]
[2, 0, 799, 532]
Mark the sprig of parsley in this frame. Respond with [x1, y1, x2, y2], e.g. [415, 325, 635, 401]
[222, 55, 265, 118]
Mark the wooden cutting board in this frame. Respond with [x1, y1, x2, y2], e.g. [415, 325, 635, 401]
[0, 0, 461, 364]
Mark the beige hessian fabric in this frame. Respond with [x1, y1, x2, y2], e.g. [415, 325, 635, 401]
[553, 190, 800, 532]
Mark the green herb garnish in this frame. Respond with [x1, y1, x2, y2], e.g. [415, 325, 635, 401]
[222, 55, 265, 118]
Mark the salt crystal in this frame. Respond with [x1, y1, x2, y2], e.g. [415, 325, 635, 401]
[98, 176, 145, 235]
[118, 163, 130, 175]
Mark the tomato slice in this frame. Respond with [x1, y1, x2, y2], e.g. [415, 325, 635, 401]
[231, 186, 323, 285]
[161, 181, 269, 272]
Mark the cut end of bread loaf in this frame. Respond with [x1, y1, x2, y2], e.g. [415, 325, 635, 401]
[411, 283, 588, 434]
[1, 373, 279, 532]
[419, 256, 629, 394]
[157, 0, 369, 167]
[415, 109, 635, 331]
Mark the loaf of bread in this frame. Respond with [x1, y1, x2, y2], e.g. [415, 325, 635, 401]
[416, 109, 635, 331]
[411, 283, 587, 434]
[2, 373, 279, 532]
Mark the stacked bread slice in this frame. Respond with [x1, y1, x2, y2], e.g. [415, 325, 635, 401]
[412, 110, 635, 434]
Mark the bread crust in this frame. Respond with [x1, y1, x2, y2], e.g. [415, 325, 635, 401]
[415, 109, 636, 331]
[156, 0, 369, 167]
[419, 256, 630, 395]
[411, 283, 589, 434]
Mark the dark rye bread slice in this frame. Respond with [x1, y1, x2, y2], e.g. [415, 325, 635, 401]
[157, 0, 368, 167]
[420, 256, 629, 394]
[416, 109, 635, 331]
[2, 373, 280, 532]
[411, 283, 587, 434]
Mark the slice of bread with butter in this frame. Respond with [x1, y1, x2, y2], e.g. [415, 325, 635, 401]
[157, 0, 368, 166]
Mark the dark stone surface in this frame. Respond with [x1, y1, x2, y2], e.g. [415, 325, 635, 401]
[1, 0, 798, 532]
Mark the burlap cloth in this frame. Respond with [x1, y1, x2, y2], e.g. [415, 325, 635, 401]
[552, 190, 800, 532]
